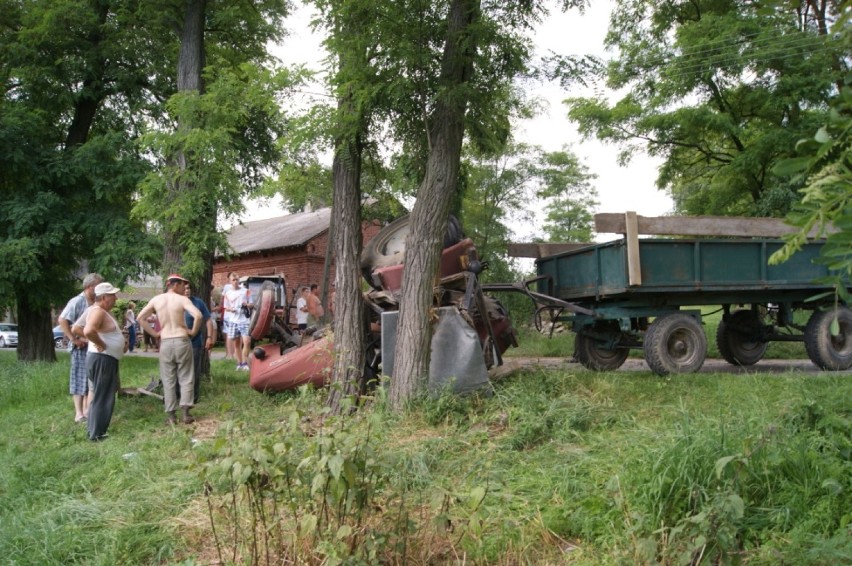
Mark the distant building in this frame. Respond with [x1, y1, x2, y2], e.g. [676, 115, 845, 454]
[213, 208, 382, 301]
[119, 274, 165, 302]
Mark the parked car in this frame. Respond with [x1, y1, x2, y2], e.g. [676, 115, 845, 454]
[0, 323, 18, 348]
[53, 325, 68, 349]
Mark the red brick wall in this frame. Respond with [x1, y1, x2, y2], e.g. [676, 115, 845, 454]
[213, 220, 383, 302]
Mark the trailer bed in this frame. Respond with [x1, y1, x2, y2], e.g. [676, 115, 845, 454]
[536, 238, 833, 303]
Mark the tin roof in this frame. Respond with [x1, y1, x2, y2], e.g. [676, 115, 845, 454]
[223, 208, 331, 256]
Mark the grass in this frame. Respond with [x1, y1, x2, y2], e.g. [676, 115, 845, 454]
[0, 341, 849, 564]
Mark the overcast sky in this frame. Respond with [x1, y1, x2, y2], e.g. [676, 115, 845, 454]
[242, 1, 673, 240]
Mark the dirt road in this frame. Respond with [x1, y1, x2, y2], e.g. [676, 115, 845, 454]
[490, 356, 852, 380]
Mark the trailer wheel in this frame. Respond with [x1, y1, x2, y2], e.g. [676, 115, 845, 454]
[575, 332, 628, 371]
[644, 313, 707, 375]
[360, 214, 463, 288]
[804, 307, 852, 370]
[716, 310, 768, 366]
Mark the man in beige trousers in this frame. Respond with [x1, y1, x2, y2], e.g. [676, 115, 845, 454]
[138, 274, 203, 425]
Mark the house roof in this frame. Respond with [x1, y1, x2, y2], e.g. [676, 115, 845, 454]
[223, 208, 331, 256]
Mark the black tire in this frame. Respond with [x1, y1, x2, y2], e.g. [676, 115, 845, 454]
[360, 214, 464, 287]
[54, 337, 65, 349]
[644, 312, 707, 375]
[0, 337, 5, 348]
[575, 331, 628, 371]
[716, 309, 768, 366]
[804, 307, 852, 370]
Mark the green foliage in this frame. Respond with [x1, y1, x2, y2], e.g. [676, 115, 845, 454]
[199, 410, 386, 563]
[557, 0, 847, 217]
[769, 7, 852, 302]
[0, 0, 164, 314]
[462, 143, 597, 267]
[137, 62, 297, 280]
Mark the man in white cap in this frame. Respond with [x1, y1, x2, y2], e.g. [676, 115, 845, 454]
[83, 282, 126, 441]
[138, 274, 203, 425]
[58, 272, 103, 423]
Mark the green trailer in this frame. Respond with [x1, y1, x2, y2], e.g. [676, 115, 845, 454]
[525, 237, 852, 375]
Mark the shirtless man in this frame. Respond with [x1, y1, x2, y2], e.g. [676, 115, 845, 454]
[137, 274, 203, 425]
[307, 283, 324, 326]
[83, 282, 126, 441]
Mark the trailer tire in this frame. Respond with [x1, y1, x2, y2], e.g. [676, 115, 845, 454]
[575, 331, 628, 371]
[804, 307, 852, 370]
[716, 310, 768, 366]
[360, 214, 463, 288]
[644, 313, 707, 375]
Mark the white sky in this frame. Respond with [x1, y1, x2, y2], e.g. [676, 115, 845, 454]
[241, 1, 673, 240]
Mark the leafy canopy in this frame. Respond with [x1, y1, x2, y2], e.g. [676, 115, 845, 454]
[554, 0, 846, 217]
[770, 5, 852, 302]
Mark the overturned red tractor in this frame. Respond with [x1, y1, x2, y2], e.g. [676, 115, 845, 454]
[246, 215, 517, 393]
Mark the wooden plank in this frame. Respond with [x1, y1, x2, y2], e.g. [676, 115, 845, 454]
[136, 387, 164, 401]
[507, 242, 589, 258]
[595, 213, 829, 238]
[625, 212, 642, 286]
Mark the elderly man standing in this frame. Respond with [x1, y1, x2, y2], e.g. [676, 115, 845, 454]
[138, 274, 203, 425]
[58, 273, 103, 423]
[83, 282, 126, 441]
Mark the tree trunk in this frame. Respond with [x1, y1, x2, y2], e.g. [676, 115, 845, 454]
[178, 0, 206, 93]
[16, 289, 56, 363]
[164, 0, 206, 275]
[326, 105, 366, 414]
[389, 0, 479, 409]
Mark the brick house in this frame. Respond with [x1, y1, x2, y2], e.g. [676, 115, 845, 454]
[212, 208, 382, 304]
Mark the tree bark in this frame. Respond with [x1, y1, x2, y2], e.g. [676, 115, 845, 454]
[326, 98, 366, 414]
[164, 0, 207, 276]
[389, 0, 479, 409]
[15, 289, 56, 363]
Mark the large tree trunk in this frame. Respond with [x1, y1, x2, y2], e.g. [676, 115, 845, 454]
[389, 0, 479, 409]
[326, 102, 366, 414]
[16, 289, 56, 363]
[164, 0, 207, 276]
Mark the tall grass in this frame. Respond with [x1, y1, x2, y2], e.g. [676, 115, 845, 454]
[0, 344, 849, 564]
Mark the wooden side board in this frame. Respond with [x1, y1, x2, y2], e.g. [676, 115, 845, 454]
[594, 213, 829, 238]
[507, 242, 589, 259]
[508, 212, 828, 261]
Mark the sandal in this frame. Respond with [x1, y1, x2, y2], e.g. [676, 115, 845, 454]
[75, 415, 87, 423]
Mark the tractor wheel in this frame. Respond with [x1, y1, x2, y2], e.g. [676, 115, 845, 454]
[804, 307, 852, 370]
[716, 309, 768, 366]
[644, 313, 707, 376]
[360, 214, 463, 288]
[574, 331, 628, 371]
